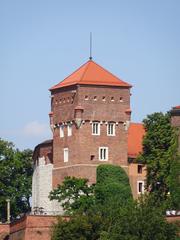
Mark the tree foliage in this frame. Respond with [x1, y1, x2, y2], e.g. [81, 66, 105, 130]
[49, 176, 95, 214]
[169, 152, 180, 209]
[139, 112, 180, 205]
[51, 194, 178, 240]
[52, 212, 103, 240]
[49, 164, 133, 214]
[101, 195, 178, 240]
[50, 153, 179, 239]
[95, 164, 133, 205]
[0, 138, 33, 221]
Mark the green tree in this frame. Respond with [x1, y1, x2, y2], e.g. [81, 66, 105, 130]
[49, 165, 132, 214]
[52, 212, 103, 240]
[95, 164, 133, 205]
[50, 165, 134, 239]
[51, 191, 179, 240]
[169, 152, 180, 209]
[103, 195, 178, 240]
[49, 176, 95, 214]
[0, 138, 33, 221]
[139, 112, 179, 204]
[52, 201, 178, 240]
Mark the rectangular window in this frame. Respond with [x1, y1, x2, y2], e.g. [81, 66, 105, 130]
[137, 181, 144, 194]
[107, 123, 115, 136]
[60, 126, 64, 138]
[99, 147, 108, 161]
[137, 165, 143, 174]
[67, 124, 72, 136]
[64, 148, 69, 162]
[92, 122, 100, 135]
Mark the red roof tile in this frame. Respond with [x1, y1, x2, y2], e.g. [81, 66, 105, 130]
[174, 105, 180, 109]
[50, 60, 131, 90]
[128, 123, 145, 158]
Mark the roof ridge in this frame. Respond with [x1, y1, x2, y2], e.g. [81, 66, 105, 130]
[92, 61, 132, 86]
[79, 60, 91, 83]
[50, 60, 90, 90]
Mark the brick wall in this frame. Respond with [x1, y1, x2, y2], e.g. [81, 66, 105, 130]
[128, 163, 146, 198]
[52, 85, 130, 187]
[166, 215, 180, 223]
[10, 215, 58, 240]
[171, 107, 180, 152]
[0, 224, 9, 234]
[0, 223, 10, 239]
[8, 214, 180, 240]
[33, 141, 53, 164]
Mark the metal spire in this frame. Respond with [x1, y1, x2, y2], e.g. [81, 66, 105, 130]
[89, 32, 92, 60]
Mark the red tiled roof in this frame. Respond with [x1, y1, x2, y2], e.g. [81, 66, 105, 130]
[50, 60, 132, 90]
[174, 105, 180, 109]
[128, 123, 145, 158]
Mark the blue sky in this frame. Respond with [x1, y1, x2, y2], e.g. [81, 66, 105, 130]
[0, 0, 180, 150]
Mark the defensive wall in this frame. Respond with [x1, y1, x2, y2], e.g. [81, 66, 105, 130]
[0, 215, 179, 240]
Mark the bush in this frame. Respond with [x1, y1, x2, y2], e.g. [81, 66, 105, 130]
[95, 164, 133, 204]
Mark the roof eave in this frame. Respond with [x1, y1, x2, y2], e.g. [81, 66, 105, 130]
[50, 82, 132, 91]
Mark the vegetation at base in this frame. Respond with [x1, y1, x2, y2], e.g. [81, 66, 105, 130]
[51, 111, 180, 239]
[51, 175, 179, 240]
[138, 112, 180, 208]
[49, 164, 133, 215]
[0, 138, 33, 221]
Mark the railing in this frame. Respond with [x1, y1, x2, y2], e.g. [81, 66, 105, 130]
[166, 210, 180, 216]
[30, 207, 63, 216]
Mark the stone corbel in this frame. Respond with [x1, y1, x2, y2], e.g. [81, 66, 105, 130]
[75, 119, 82, 129]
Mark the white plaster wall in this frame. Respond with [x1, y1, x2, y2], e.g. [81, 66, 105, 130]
[32, 157, 63, 215]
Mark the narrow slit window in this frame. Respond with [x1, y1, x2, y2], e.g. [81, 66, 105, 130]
[60, 126, 64, 138]
[67, 124, 72, 136]
[64, 148, 69, 162]
[137, 181, 144, 194]
[138, 165, 143, 174]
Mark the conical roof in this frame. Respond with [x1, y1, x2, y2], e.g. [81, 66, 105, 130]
[50, 60, 131, 90]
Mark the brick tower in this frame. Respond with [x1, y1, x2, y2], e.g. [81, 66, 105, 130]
[49, 59, 132, 188]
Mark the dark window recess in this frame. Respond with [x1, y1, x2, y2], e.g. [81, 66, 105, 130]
[138, 165, 143, 174]
[90, 155, 95, 160]
[138, 182, 143, 193]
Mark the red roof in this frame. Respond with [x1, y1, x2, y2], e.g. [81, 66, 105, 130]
[128, 123, 145, 158]
[174, 105, 180, 109]
[50, 60, 131, 90]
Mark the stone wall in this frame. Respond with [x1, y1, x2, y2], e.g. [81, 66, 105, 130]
[32, 157, 63, 215]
